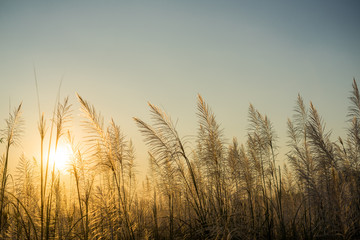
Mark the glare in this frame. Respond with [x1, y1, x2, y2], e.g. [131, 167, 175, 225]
[50, 144, 72, 171]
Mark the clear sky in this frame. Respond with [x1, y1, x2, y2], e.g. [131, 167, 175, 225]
[1, 0, 360, 174]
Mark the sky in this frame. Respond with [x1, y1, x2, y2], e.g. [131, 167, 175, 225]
[1, 0, 360, 175]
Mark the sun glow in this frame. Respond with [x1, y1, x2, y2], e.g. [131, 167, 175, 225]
[50, 144, 72, 171]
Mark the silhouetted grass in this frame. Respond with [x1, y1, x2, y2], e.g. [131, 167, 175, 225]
[0, 79, 359, 239]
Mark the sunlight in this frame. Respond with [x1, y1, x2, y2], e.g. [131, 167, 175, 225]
[50, 144, 72, 171]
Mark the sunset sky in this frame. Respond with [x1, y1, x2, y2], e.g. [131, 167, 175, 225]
[1, 1, 360, 173]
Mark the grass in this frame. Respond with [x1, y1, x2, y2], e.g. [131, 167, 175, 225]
[0, 79, 360, 239]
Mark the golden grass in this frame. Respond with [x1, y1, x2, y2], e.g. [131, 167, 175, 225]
[0, 79, 360, 239]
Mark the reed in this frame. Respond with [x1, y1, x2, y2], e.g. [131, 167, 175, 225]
[1, 79, 360, 239]
[0, 103, 23, 238]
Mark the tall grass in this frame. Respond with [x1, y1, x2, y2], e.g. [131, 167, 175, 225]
[0, 103, 23, 238]
[1, 79, 360, 239]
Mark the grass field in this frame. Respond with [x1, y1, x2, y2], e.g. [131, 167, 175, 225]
[1, 79, 360, 239]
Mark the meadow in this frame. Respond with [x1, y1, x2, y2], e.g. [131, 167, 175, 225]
[1, 79, 360, 240]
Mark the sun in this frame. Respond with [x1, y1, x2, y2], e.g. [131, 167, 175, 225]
[50, 144, 72, 171]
